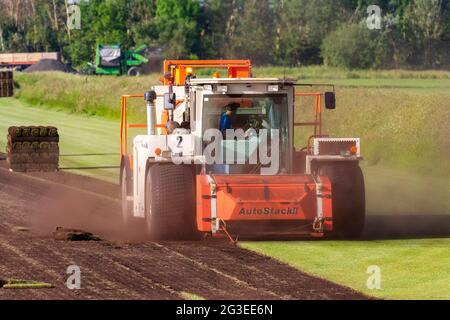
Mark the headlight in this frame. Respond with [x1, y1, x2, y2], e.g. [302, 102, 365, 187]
[268, 85, 279, 92]
[217, 85, 228, 94]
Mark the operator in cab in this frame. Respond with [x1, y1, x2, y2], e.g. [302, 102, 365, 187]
[219, 103, 239, 135]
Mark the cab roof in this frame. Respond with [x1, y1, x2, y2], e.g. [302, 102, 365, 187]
[189, 78, 295, 85]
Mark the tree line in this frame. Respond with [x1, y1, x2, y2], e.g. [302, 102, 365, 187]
[0, 0, 449, 69]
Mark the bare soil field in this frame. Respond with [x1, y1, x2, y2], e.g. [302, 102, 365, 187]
[0, 159, 367, 300]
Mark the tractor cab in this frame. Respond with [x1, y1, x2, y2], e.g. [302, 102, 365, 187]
[187, 78, 294, 175]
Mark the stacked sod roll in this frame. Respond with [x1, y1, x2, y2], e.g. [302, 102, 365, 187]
[7, 126, 59, 172]
[0, 71, 14, 97]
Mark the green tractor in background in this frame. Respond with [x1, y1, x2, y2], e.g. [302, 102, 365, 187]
[93, 44, 149, 76]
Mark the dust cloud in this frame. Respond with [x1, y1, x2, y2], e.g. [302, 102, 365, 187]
[362, 165, 450, 240]
[27, 177, 148, 242]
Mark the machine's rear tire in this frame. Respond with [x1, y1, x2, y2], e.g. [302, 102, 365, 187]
[128, 67, 142, 76]
[319, 162, 365, 238]
[145, 164, 198, 240]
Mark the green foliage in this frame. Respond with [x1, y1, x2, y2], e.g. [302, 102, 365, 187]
[403, 0, 448, 67]
[155, 0, 202, 59]
[200, 0, 239, 58]
[0, 0, 449, 68]
[226, 0, 276, 64]
[127, 0, 158, 46]
[322, 23, 391, 69]
[275, 0, 353, 65]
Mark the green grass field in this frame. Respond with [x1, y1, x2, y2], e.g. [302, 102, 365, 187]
[241, 239, 450, 300]
[256, 67, 450, 89]
[1, 69, 449, 299]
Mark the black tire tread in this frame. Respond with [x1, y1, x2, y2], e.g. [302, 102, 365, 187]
[146, 164, 197, 240]
[319, 162, 365, 238]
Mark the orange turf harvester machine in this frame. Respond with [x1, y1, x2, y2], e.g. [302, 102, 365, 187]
[120, 60, 365, 241]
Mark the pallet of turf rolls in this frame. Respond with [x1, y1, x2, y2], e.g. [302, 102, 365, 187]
[7, 126, 59, 172]
[0, 71, 14, 97]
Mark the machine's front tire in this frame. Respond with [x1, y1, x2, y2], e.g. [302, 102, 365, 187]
[319, 162, 365, 238]
[120, 162, 147, 239]
[121, 160, 138, 228]
[145, 164, 197, 240]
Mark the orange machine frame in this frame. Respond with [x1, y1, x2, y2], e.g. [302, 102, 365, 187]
[294, 92, 329, 154]
[163, 59, 252, 85]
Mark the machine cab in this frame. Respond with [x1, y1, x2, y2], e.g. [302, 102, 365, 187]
[188, 78, 295, 175]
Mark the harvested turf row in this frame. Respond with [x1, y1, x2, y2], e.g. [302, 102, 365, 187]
[56, 241, 181, 299]
[9, 241, 110, 300]
[105, 242, 234, 299]
[0, 238, 155, 300]
[201, 247, 300, 299]
[112, 243, 256, 300]
[83, 248, 183, 299]
[35, 243, 156, 300]
[76, 247, 180, 299]
[0, 239, 67, 300]
[160, 242, 294, 299]
[202, 244, 319, 299]
[164, 242, 366, 300]
[148, 242, 284, 300]
[0, 245, 37, 300]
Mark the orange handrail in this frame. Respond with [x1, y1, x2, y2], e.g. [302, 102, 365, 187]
[120, 93, 187, 160]
[120, 94, 144, 159]
[294, 92, 326, 154]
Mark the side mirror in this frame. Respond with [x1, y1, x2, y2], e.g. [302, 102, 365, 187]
[324, 92, 336, 109]
[164, 92, 176, 110]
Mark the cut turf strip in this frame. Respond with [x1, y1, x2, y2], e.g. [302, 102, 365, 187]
[0, 279, 53, 289]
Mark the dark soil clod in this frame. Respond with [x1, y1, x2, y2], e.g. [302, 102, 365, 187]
[53, 227, 101, 241]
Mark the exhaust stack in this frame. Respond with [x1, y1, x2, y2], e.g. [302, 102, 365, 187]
[144, 90, 157, 135]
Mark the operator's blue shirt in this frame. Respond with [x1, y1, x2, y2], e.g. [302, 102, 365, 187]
[219, 112, 233, 132]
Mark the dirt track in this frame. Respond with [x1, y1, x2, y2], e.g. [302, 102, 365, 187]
[0, 162, 366, 300]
